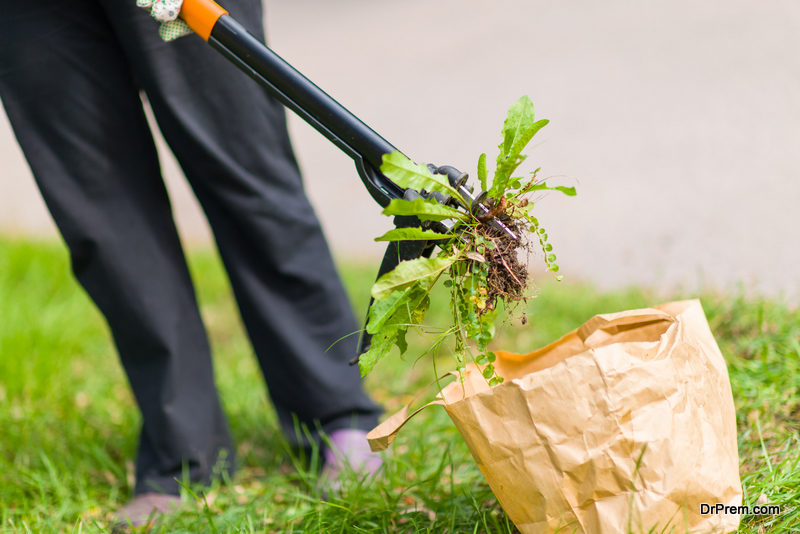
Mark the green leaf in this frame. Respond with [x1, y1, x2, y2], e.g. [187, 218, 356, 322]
[371, 256, 456, 300]
[482, 364, 495, 379]
[382, 197, 466, 222]
[367, 281, 431, 333]
[527, 183, 577, 196]
[374, 228, 453, 242]
[477, 153, 488, 192]
[380, 152, 462, 203]
[361, 288, 432, 377]
[394, 328, 409, 355]
[361, 280, 433, 375]
[500, 96, 535, 157]
[358, 331, 396, 377]
[475, 328, 493, 351]
[490, 96, 549, 197]
[553, 185, 577, 196]
[367, 285, 414, 335]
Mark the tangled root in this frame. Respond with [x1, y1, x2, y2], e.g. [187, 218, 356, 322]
[475, 210, 529, 313]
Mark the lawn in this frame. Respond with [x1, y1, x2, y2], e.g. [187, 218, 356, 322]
[0, 238, 797, 532]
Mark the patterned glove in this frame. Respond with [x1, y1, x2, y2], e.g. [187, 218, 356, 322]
[136, 0, 193, 41]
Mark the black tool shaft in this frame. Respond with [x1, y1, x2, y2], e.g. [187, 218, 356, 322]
[208, 16, 404, 199]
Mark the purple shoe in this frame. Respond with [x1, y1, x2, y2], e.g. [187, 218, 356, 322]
[320, 429, 383, 490]
[111, 492, 182, 531]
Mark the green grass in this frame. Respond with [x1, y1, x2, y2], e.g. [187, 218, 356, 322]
[0, 237, 797, 532]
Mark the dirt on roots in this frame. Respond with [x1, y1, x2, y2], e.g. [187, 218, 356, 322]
[475, 211, 530, 313]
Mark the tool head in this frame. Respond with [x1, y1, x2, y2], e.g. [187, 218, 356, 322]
[428, 164, 518, 241]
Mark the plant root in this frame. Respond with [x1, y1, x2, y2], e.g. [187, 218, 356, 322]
[474, 207, 530, 314]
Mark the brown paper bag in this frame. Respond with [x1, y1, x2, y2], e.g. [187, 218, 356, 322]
[368, 300, 742, 533]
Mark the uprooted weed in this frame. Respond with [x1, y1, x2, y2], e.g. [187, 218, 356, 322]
[359, 95, 574, 382]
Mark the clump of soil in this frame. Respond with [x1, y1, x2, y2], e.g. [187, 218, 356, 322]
[475, 203, 530, 313]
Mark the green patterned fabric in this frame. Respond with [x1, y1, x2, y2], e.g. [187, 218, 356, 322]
[136, 0, 193, 42]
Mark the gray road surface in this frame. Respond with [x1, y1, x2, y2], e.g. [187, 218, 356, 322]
[1, 0, 798, 299]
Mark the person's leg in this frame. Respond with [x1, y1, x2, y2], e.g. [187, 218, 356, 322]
[0, 1, 233, 494]
[102, 0, 381, 444]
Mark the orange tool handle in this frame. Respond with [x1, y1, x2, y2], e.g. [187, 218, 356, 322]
[180, 0, 228, 41]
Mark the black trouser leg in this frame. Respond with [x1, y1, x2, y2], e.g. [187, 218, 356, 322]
[0, 1, 234, 494]
[101, 0, 382, 443]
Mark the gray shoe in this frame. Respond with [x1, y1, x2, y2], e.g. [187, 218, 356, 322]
[320, 429, 383, 494]
[111, 492, 182, 531]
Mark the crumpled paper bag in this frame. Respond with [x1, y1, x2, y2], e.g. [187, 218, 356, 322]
[368, 300, 742, 533]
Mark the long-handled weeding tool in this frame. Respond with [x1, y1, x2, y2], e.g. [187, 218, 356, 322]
[177, 0, 516, 360]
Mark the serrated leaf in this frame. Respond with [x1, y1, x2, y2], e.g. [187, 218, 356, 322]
[499, 97, 548, 163]
[371, 256, 456, 300]
[382, 198, 466, 222]
[380, 151, 462, 202]
[511, 120, 548, 161]
[374, 228, 453, 242]
[500, 96, 536, 157]
[477, 153, 488, 192]
[490, 96, 549, 197]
